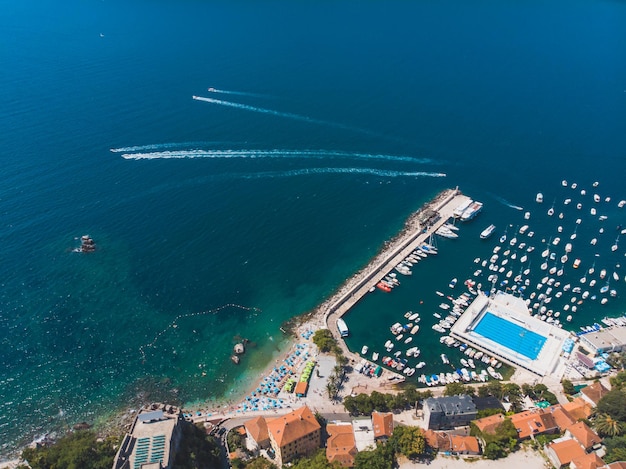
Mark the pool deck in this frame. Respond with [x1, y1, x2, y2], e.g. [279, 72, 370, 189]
[450, 291, 571, 377]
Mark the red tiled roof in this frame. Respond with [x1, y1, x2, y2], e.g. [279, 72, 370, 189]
[472, 413, 505, 434]
[510, 409, 558, 439]
[561, 397, 594, 420]
[266, 406, 320, 448]
[450, 435, 480, 454]
[547, 405, 576, 431]
[423, 430, 451, 451]
[326, 424, 357, 467]
[372, 411, 393, 438]
[244, 416, 269, 444]
[547, 438, 586, 466]
[580, 381, 609, 406]
[570, 452, 605, 469]
[566, 421, 601, 450]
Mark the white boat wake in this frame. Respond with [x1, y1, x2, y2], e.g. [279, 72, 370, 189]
[493, 195, 523, 211]
[120, 148, 435, 165]
[110, 142, 219, 153]
[207, 87, 271, 99]
[237, 168, 446, 179]
[192, 95, 389, 140]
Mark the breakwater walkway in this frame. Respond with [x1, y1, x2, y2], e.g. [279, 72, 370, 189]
[322, 188, 471, 372]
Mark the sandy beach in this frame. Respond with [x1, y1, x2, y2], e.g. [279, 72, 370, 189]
[183, 191, 462, 422]
[399, 447, 550, 469]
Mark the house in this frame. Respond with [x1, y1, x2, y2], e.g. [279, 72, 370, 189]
[423, 430, 480, 456]
[569, 452, 605, 469]
[326, 422, 357, 468]
[423, 430, 452, 451]
[112, 405, 183, 469]
[544, 437, 586, 468]
[422, 395, 477, 430]
[546, 404, 576, 431]
[265, 406, 321, 465]
[471, 413, 505, 435]
[604, 462, 626, 469]
[372, 411, 394, 440]
[244, 416, 270, 450]
[561, 398, 594, 421]
[510, 408, 559, 440]
[579, 381, 609, 408]
[449, 435, 480, 455]
[565, 422, 602, 452]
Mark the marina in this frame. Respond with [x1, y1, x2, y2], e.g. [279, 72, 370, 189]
[331, 179, 625, 387]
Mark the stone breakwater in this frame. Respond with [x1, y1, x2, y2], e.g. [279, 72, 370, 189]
[320, 188, 467, 367]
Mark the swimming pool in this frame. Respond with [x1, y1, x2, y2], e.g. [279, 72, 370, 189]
[473, 312, 547, 360]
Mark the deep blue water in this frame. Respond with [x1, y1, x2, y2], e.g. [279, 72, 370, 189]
[1, 0, 626, 456]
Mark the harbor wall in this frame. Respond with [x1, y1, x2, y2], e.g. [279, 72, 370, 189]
[322, 188, 471, 367]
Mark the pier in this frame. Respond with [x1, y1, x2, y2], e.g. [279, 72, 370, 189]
[322, 188, 471, 373]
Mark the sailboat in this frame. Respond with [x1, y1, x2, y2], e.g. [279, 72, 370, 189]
[547, 199, 556, 216]
[499, 227, 507, 244]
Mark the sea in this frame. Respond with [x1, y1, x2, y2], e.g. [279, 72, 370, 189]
[1, 0, 625, 458]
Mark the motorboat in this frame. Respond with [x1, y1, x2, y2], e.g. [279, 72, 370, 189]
[480, 224, 496, 240]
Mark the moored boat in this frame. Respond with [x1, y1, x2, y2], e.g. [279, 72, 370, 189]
[460, 201, 483, 221]
[480, 224, 496, 240]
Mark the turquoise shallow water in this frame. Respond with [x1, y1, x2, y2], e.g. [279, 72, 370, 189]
[1, 0, 626, 457]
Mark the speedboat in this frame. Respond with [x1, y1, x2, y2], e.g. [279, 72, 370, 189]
[361, 345, 369, 355]
[536, 193, 544, 203]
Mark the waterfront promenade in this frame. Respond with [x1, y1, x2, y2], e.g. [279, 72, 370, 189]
[323, 188, 470, 367]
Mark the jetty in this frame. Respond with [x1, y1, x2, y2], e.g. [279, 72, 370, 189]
[323, 188, 470, 375]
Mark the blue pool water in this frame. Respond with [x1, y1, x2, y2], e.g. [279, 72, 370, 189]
[474, 313, 547, 360]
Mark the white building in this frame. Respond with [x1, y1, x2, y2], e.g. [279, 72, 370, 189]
[450, 292, 570, 377]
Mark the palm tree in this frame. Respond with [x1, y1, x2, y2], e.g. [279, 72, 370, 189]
[326, 383, 335, 399]
[595, 413, 624, 437]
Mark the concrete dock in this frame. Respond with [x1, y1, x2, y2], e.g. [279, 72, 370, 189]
[323, 188, 472, 372]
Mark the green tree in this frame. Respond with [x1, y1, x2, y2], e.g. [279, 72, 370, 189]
[483, 442, 507, 459]
[595, 413, 625, 437]
[478, 381, 503, 399]
[21, 431, 119, 469]
[292, 449, 340, 469]
[610, 370, 626, 389]
[603, 435, 626, 463]
[597, 389, 626, 422]
[313, 329, 337, 353]
[354, 445, 394, 469]
[245, 457, 279, 468]
[370, 391, 389, 412]
[172, 422, 221, 468]
[477, 408, 505, 419]
[561, 379, 575, 395]
[521, 383, 535, 398]
[443, 382, 474, 397]
[390, 426, 426, 459]
[227, 429, 245, 450]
